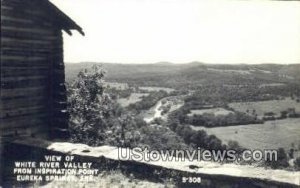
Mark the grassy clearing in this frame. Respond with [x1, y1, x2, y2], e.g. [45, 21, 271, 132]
[117, 93, 149, 107]
[105, 82, 129, 90]
[229, 98, 300, 118]
[188, 108, 234, 116]
[190, 118, 300, 151]
[139, 87, 175, 93]
[259, 83, 286, 88]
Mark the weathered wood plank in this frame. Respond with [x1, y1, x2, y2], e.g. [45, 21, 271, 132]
[1, 15, 34, 24]
[0, 126, 44, 137]
[1, 76, 47, 82]
[1, 62, 50, 68]
[2, 67, 50, 77]
[0, 127, 30, 137]
[1, 6, 55, 22]
[1, 86, 48, 98]
[1, 46, 58, 53]
[0, 127, 29, 137]
[1, 30, 59, 41]
[2, 0, 52, 17]
[2, 78, 49, 89]
[1, 5, 56, 25]
[1, 18, 52, 29]
[0, 105, 48, 119]
[1, 61, 50, 68]
[0, 113, 49, 130]
[2, 74, 50, 79]
[1, 0, 35, 7]
[3, 62, 51, 69]
[2, 67, 49, 71]
[1, 56, 47, 61]
[1, 55, 60, 62]
[1, 37, 58, 45]
[1, 50, 51, 57]
[1, 45, 59, 54]
[0, 96, 49, 110]
[2, 26, 56, 35]
[1, 4, 14, 10]
[1, 126, 48, 138]
[1, 42, 58, 51]
[1, 4, 54, 21]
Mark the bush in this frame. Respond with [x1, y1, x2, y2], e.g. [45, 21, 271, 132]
[227, 140, 243, 153]
[265, 147, 289, 169]
[167, 119, 226, 151]
[294, 157, 300, 170]
[186, 111, 262, 128]
[137, 126, 188, 151]
[67, 65, 143, 147]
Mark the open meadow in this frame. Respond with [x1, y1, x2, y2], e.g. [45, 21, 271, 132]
[105, 82, 129, 90]
[229, 98, 300, 118]
[190, 118, 300, 151]
[117, 93, 149, 107]
[139, 86, 175, 93]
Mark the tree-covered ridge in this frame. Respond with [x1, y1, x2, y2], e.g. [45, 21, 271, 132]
[66, 62, 300, 89]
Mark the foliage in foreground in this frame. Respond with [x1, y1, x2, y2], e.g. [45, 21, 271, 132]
[67, 65, 188, 151]
[67, 65, 143, 147]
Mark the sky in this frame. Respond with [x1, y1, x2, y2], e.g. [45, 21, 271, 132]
[50, 0, 300, 64]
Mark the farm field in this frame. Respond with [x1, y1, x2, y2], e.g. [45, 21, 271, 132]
[259, 83, 286, 88]
[117, 93, 149, 107]
[229, 98, 300, 118]
[139, 86, 175, 93]
[190, 118, 300, 151]
[105, 82, 129, 90]
[188, 108, 233, 116]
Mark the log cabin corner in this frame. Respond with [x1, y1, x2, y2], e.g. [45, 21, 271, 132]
[0, 0, 84, 141]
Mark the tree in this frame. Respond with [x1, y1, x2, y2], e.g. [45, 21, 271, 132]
[138, 126, 188, 150]
[280, 110, 288, 119]
[294, 157, 300, 170]
[227, 140, 243, 153]
[265, 147, 289, 169]
[67, 65, 141, 147]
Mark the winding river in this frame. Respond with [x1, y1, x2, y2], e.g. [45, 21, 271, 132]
[143, 100, 164, 123]
[143, 96, 184, 123]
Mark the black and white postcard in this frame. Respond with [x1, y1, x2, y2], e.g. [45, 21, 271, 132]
[1, 0, 300, 187]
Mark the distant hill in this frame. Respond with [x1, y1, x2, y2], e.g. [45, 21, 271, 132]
[65, 62, 300, 88]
